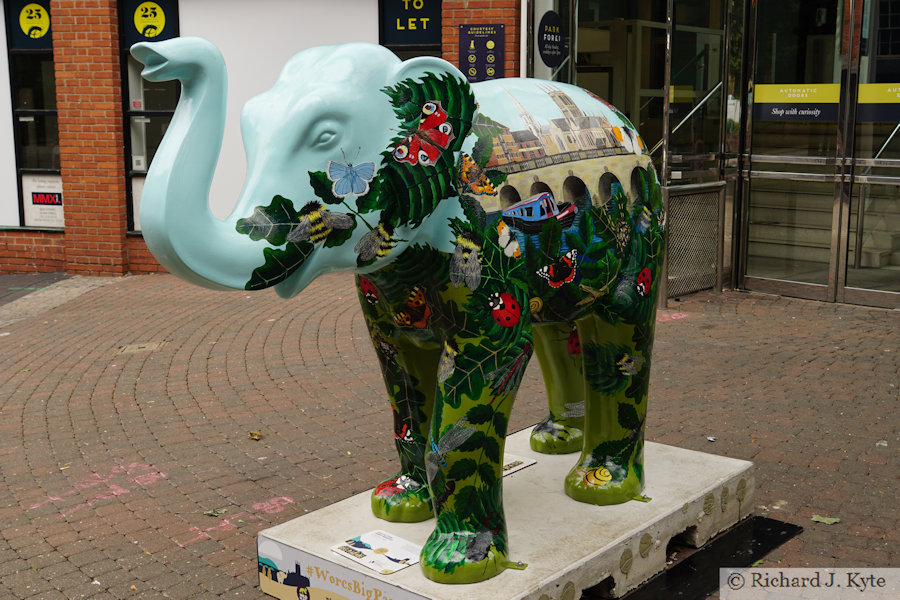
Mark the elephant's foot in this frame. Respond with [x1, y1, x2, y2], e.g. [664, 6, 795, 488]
[420, 527, 508, 584]
[564, 454, 643, 506]
[371, 475, 432, 523]
[529, 416, 583, 454]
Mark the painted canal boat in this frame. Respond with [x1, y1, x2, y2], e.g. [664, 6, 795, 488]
[500, 192, 578, 234]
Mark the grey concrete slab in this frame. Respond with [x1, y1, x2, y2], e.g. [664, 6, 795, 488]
[258, 429, 754, 600]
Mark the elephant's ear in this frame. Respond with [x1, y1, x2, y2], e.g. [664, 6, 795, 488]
[373, 57, 477, 229]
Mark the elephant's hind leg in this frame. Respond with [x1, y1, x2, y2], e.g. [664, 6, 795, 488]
[564, 313, 652, 505]
[369, 336, 439, 523]
[530, 321, 585, 454]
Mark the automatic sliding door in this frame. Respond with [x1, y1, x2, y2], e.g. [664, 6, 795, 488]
[743, 0, 843, 298]
[840, 0, 900, 305]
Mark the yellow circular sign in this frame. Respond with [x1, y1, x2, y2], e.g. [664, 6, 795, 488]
[486, 40, 496, 50]
[134, 2, 165, 38]
[467, 54, 476, 63]
[19, 3, 49, 39]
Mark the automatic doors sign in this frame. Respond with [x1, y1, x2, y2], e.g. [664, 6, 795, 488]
[753, 84, 840, 121]
[857, 84, 900, 122]
[538, 10, 564, 68]
[381, 0, 440, 47]
[8, 0, 52, 49]
[122, 0, 176, 46]
[459, 24, 505, 83]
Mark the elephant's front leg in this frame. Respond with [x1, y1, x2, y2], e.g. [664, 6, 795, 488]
[564, 313, 654, 505]
[366, 329, 439, 523]
[420, 339, 532, 584]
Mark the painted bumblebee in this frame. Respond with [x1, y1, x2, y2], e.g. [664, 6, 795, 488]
[636, 205, 653, 233]
[450, 231, 483, 290]
[616, 353, 644, 376]
[437, 339, 459, 383]
[284, 201, 354, 244]
[354, 221, 396, 261]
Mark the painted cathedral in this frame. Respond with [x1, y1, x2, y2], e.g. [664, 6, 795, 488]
[486, 85, 627, 169]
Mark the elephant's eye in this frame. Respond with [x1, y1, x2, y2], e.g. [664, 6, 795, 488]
[313, 130, 337, 147]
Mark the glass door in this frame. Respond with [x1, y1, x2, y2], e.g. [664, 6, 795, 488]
[742, 0, 844, 300]
[574, 1, 669, 154]
[840, 0, 900, 305]
[529, 0, 577, 84]
[741, 0, 900, 307]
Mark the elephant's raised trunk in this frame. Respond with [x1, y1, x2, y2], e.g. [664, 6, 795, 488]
[132, 37, 263, 290]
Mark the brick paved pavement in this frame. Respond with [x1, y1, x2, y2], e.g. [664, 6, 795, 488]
[0, 273, 70, 307]
[0, 272, 896, 598]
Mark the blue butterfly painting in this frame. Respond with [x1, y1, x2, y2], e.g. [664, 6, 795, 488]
[327, 160, 376, 197]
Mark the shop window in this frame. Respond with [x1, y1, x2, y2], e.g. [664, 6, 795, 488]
[379, 0, 442, 59]
[119, 0, 179, 231]
[4, 0, 62, 228]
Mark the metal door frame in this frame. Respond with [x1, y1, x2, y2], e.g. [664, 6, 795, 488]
[738, 0, 900, 308]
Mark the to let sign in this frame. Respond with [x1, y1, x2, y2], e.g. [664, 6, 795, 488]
[381, 0, 441, 46]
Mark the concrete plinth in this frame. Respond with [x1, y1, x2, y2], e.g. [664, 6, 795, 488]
[258, 430, 754, 600]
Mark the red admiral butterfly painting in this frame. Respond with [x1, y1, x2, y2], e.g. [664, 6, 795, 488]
[536, 249, 578, 288]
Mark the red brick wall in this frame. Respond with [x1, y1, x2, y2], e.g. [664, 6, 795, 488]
[126, 235, 166, 274]
[442, 0, 521, 78]
[0, 231, 66, 273]
[52, 0, 129, 275]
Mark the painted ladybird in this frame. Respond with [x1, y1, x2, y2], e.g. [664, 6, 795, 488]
[567, 328, 581, 355]
[488, 292, 521, 327]
[636, 267, 652, 297]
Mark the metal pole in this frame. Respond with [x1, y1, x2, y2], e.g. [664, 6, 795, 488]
[661, 0, 674, 181]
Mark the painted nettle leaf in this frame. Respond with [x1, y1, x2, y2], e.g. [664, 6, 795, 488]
[617, 402, 642, 431]
[583, 342, 639, 394]
[377, 73, 476, 228]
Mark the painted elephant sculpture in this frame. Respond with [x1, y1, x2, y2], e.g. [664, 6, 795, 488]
[131, 37, 665, 584]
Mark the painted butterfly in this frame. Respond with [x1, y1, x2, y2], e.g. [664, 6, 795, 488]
[458, 152, 495, 194]
[393, 101, 454, 167]
[326, 160, 376, 197]
[497, 221, 521, 258]
[393, 285, 431, 328]
[536, 249, 578, 288]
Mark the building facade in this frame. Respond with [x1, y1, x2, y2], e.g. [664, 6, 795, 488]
[1, 1, 897, 308]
